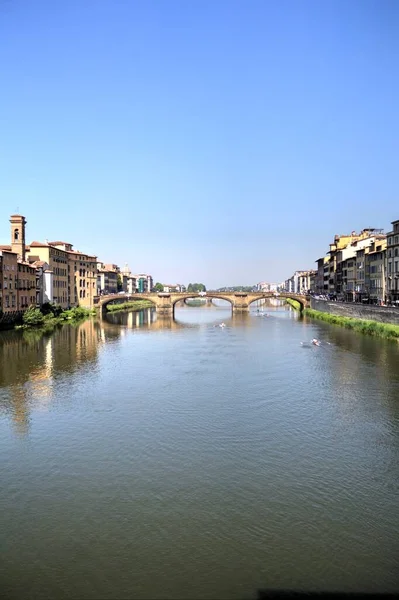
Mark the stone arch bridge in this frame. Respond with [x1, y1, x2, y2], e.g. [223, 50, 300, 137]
[96, 291, 309, 317]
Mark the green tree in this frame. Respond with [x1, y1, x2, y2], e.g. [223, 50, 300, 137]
[187, 283, 206, 292]
[22, 306, 44, 327]
[117, 274, 123, 291]
[154, 282, 164, 292]
[41, 302, 63, 316]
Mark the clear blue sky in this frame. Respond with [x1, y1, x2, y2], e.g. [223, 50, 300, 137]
[0, 0, 398, 288]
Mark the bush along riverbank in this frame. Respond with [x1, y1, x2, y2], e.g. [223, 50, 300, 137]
[303, 308, 399, 341]
[17, 303, 96, 331]
[285, 298, 302, 311]
[184, 299, 206, 306]
[105, 300, 154, 313]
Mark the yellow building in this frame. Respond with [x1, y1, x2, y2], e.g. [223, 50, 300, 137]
[17, 260, 36, 309]
[327, 229, 384, 295]
[49, 243, 98, 308]
[0, 250, 18, 312]
[1, 214, 98, 311]
[27, 242, 69, 308]
[0, 250, 36, 314]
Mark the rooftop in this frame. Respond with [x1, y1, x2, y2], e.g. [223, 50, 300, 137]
[29, 241, 49, 247]
[48, 241, 72, 246]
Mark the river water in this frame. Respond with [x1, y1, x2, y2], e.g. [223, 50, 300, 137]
[1, 304, 398, 599]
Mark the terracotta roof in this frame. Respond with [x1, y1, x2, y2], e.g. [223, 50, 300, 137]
[18, 260, 35, 269]
[67, 249, 97, 258]
[30, 260, 47, 267]
[29, 241, 48, 247]
[0, 244, 12, 251]
[48, 241, 72, 246]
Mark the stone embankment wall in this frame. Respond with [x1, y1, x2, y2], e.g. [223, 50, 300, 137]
[310, 299, 399, 325]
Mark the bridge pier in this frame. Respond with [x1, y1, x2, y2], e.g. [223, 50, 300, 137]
[232, 304, 249, 313]
[232, 292, 249, 313]
[156, 293, 174, 316]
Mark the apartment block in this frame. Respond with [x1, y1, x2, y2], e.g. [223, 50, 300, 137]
[27, 242, 69, 308]
[134, 274, 153, 293]
[327, 229, 384, 295]
[30, 261, 53, 305]
[386, 219, 399, 304]
[162, 284, 186, 292]
[284, 270, 315, 294]
[0, 249, 36, 313]
[17, 260, 36, 309]
[0, 250, 18, 312]
[97, 263, 118, 295]
[49, 243, 97, 308]
[367, 238, 387, 304]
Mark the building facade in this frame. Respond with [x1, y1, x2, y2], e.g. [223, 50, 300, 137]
[97, 263, 118, 295]
[0, 250, 18, 313]
[17, 260, 36, 310]
[367, 239, 386, 304]
[386, 219, 399, 304]
[0, 250, 36, 313]
[27, 242, 69, 308]
[49, 243, 97, 308]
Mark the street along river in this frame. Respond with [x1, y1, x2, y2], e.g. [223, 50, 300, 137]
[0, 304, 398, 599]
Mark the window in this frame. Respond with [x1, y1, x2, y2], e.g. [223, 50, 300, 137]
[14, 229, 19, 241]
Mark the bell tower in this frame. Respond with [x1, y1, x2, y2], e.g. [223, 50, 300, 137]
[10, 214, 27, 261]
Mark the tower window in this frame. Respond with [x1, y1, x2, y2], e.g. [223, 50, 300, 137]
[14, 229, 19, 241]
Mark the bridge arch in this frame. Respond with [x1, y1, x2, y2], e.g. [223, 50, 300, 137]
[171, 293, 233, 313]
[98, 293, 157, 316]
[246, 292, 307, 311]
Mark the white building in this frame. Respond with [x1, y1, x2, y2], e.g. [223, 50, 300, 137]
[30, 260, 53, 305]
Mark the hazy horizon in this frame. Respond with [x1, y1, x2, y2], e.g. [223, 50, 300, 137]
[1, 0, 398, 289]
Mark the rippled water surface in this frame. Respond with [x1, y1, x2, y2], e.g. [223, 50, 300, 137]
[1, 304, 398, 599]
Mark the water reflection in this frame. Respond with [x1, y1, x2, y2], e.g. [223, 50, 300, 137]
[0, 319, 103, 435]
[1, 306, 399, 597]
[105, 307, 185, 330]
[1, 308, 399, 441]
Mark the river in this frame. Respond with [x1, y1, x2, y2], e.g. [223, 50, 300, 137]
[0, 304, 398, 599]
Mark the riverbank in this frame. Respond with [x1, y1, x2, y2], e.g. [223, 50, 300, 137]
[15, 305, 96, 331]
[285, 298, 301, 311]
[304, 307, 399, 341]
[105, 300, 154, 312]
[286, 297, 399, 341]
